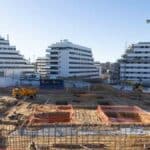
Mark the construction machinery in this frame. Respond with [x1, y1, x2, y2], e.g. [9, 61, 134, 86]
[12, 87, 38, 99]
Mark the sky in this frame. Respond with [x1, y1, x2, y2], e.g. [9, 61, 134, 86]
[0, 0, 150, 63]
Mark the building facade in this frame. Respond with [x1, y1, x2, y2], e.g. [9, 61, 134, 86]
[94, 61, 101, 78]
[35, 57, 50, 78]
[0, 36, 34, 78]
[46, 40, 99, 79]
[110, 62, 120, 84]
[0, 35, 35, 87]
[120, 42, 150, 85]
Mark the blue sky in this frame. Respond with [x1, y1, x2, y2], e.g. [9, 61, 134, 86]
[0, 0, 150, 62]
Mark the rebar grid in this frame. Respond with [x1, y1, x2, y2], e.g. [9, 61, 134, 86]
[0, 124, 149, 150]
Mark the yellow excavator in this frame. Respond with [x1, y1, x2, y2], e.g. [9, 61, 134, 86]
[12, 87, 38, 99]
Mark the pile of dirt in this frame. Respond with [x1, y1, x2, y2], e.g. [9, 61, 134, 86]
[0, 96, 17, 114]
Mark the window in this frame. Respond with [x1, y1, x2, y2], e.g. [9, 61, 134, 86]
[50, 66, 58, 69]
[50, 71, 58, 74]
[50, 62, 58, 65]
[50, 57, 58, 59]
[0, 71, 4, 77]
[51, 52, 58, 55]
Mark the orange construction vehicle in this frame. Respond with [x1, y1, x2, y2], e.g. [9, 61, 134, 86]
[12, 87, 38, 99]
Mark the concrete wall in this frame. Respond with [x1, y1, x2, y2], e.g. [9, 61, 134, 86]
[0, 77, 40, 87]
[64, 80, 90, 88]
[0, 77, 20, 87]
[20, 80, 40, 87]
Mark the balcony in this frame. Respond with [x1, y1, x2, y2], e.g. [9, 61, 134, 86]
[123, 58, 150, 63]
[125, 48, 133, 54]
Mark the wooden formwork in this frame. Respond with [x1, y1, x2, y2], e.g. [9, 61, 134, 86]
[97, 105, 150, 125]
[27, 105, 74, 125]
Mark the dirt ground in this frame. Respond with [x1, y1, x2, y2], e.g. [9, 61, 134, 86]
[0, 84, 150, 127]
[0, 84, 149, 150]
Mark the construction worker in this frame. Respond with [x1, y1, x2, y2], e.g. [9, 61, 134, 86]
[28, 142, 37, 150]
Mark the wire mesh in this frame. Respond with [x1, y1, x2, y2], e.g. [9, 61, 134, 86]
[0, 124, 150, 150]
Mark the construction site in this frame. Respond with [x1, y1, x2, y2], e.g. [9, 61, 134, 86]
[0, 84, 150, 150]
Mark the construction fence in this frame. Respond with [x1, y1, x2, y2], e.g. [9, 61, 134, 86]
[0, 124, 150, 150]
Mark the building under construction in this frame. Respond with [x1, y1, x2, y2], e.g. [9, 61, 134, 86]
[0, 104, 150, 150]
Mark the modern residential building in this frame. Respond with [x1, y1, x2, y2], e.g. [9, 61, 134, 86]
[0, 35, 35, 87]
[94, 61, 101, 78]
[101, 62, 112, 75]
[100, 62, 112, 82]
[0, 35, 34, 78]
[35, 57, 50, 78]
[120, 42, 150, 85]
[46, 40, 99, 79]
[109, 62, 120, 84]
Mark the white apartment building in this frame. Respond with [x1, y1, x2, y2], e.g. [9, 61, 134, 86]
[0, 35, 34, 81]
[120, 42, 150, 84]
[94, 61, 101, 78]
[46, 40, 99, 79]
[35, 57, 50, 78]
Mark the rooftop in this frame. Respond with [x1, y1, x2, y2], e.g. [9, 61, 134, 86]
[49, 40, 91, 51]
